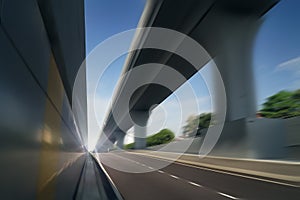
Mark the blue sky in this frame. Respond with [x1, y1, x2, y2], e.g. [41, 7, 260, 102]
[85, 0, 146, 53]
[254, 0, 300, 107]
[85, 0, 146, 148]
[85, 0, 300, 148]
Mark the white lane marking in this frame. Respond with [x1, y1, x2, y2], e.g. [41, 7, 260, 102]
[128, 152, 300, 188]
[188, 181, 203, 187]
[109, 152, 146, 167]
[170, 174, 179, 179]
[108, 152, 159, 172]
[112, 152, 243, 199]
[217, 192, 239, 199]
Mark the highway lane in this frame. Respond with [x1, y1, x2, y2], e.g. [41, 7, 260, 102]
[98, 151, 300, 200]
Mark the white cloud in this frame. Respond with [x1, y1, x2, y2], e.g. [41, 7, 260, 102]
[275, 56, 300, 90]
[276, 56, 300, 76]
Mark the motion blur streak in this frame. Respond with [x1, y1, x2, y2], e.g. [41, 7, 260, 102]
[37, 54, 64, 200]
[0, 0, 119, 199]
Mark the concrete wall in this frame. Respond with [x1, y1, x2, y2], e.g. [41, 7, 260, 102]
[247, 118, 286, 159]
[148, 117, 300, 160]
[285, 117, 300, 146]
[284, 117, 300, 160]
[0, 0, 86, 199]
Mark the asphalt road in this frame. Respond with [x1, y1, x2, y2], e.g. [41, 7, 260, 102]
[98, 151, 300, 200]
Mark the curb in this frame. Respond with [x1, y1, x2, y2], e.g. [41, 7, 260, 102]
[91, 153, 124, 200]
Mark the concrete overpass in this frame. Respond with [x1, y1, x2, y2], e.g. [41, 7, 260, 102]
[96, 0, 284, 158]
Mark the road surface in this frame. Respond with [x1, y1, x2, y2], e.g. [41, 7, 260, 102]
[98, 151, 300, 200]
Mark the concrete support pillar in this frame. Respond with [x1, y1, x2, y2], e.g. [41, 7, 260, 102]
[207, 15, 286, 158]
[213, 16, 260, 121]
[114, 130, 125, 149]
[131, 111, 149, 149]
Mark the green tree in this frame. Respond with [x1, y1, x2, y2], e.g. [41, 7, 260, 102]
[182, 113, 211, 137]
[198, 113, 212, 130]
[124, 129, 175, 149]
[182, 115, 199, 137]
[260, 89, 300, 118]
[146, 129, 175, 147]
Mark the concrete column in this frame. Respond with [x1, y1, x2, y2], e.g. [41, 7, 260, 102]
[131, 110, 149, 149]
[208, 15, 286, 158]
[114, 130, 125, 149]
[213, 17, 260, 121]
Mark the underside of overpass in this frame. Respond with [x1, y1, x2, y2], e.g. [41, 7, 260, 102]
[96, 0, 284, 159]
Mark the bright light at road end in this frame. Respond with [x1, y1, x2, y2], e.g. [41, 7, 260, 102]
[87, 143, 95, 151]
[73, 27, 226, 173]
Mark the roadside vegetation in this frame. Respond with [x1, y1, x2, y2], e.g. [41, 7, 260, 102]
[181, 89, 300, 138]
[182, 113, 211, 138]
[259, 89, 300, 118]
[124, 89, 300, 146]
[124, 129, 175, 149]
